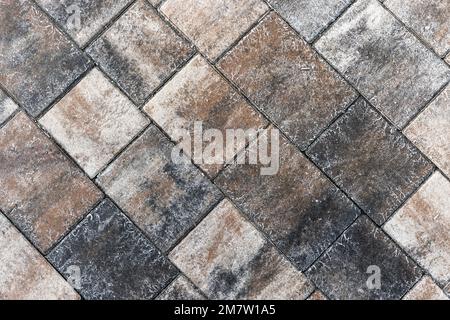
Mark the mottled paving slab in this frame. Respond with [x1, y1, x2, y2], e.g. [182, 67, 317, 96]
[0, 0, 91, 116]
[40, 69, 149, 178]
[157, 276, 206, 300]
[87, 0, 194, 104]
[160, 0, 268, 60]
[216, 129, 360, 270]
[385, 0, 449, 57]
[144, 55, 267, 177]
[0, 113, 102, 252]
[307, 99, 433, 225]
[170, 200, 314, 300]
[0, 213, 79, 300]
[403, 276, 448, 300]
[218, 13, 357, 150]
[315, 0, 450, 128]
[48, 199, 178, 300]
[0, 90, 17, 126]
[267, 0, 354, 42]
[384, 172, 450, 288]
[307, 290, 328, 300]
[97, 125, 222, 252]
[306, 216, 422, 300]
[36, 0, 133, 47]
[405, 85, 450, 177]
[446, 54, 450, 65]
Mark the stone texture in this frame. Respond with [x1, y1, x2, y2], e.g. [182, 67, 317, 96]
[40, 68, 149, 178]
[405, 84, 450, 177]
[216, 129, 360, 270]
[36, 0, 133, 47]
[403, 276, 448, 300]
[160, 0, 269, 60]
[384, 172, 450, 287]
[0, 213, 79, 300]
[144, 55, 267, 177]
[0, 0, 91, 116]
[306, 216, 422, 300]
[47, 199, 178, 300]
[314, 0, 450, 128]
[385, 0, 449, 57]
[267, 0, 354, 42]
[157, 276, 206, 300]
[87, 0, 194, 104]
[307, 99, 433, 225]
[97, 125, 222, 252]
[0, 89, 17, 126]
[169, 199, 314, 300]
[0, 113, 102, 252]
[307, 290, 328, 300]
[218, 13, 357, 150]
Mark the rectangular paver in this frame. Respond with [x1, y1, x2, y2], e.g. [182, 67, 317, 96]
[315, 0, 450, 127]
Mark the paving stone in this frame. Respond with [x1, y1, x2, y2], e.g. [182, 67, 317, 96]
[97, 125, 222, 252]
[169, 199, 314, 300]
[47, 199, 178, 300]
[307, 99, 433, 225]
[160, 0, 269, 60]
[36, 0, 133, 47]
[40, 68, 149, 178]
[144, 55, 267, 177]
[0, 113, 102, 252]
[216, 130, 360, 270]
[0, 0, 91, 117]
[306, 216, 422, 300]
[384, 172, 450, 287]
[267, 0, 354, 42]
[307, 290, 328, 300]
[87, 0, 194, 105]
[385, 0, 449, 57]
[405, 84, 450, 177]
[156, 276, 206, 300]
[0, 89, 17, 126]
[314, 0, 450, 128]
[0, 212, 79, 300]
[217, 13, 357, 151]
[403, 276, 448, 300]
[446, 54, 450, 65]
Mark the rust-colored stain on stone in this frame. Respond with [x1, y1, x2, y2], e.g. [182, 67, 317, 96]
[403, 276, 449, 300]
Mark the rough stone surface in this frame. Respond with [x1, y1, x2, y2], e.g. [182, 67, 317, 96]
[160, 0, 269, 60]
[0, 0, 91, 116]
[403, 276, 448, 300]
[307, 98, 434, 225]
[169, 199, 315, 300]
[0, 89, 17, 126]
[385, 0, 449, 57]
[40, 69, 149, 178]
[307, 290, 328, 300]
[144, 55, 267, 177]
[48, 199, 178, 300]
[0, 113, 103, 252]
[315, 0, 450, 128]
[218, 13, 357, 150]
[87, 0, 194, 104]
[0, 213, 79, 300]
[405, 84, 450, 177]
[97, 125, 222, 252]
[36, 0, 133, 47]
[267, 0, 354, 42]
[384, 172, 450, 287]
[306, 216, 422, 300]
[216, 130, 360, 270]
[156, 276, 206, 300]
